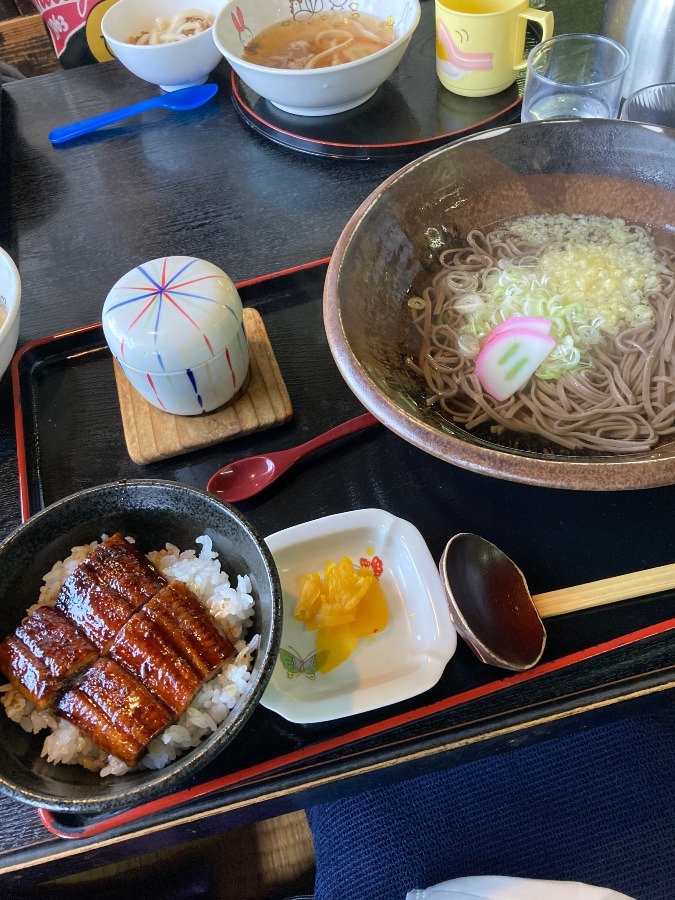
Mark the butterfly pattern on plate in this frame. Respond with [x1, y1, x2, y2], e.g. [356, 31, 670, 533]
[279, 646, 318, 679]
[360, 555, 383, 577]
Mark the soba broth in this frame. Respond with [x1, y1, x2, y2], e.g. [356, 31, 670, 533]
[406, 215, 675, 457]
[242, 12, 395, 69]
[0, 300, 7, 332]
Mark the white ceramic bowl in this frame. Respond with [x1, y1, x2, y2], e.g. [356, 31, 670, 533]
[0, 246, 20, 384]
[213, 0, 421, 116]
[103, 256, 249, 416]
[101, 0, 223, 92]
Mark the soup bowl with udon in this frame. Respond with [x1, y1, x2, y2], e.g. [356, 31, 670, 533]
[324, 119, 675, 491]
[213, 0, 421, 116]
[101, 0, 223, 91]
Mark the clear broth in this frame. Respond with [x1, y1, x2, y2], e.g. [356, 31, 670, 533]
[242, 12, 395, 70]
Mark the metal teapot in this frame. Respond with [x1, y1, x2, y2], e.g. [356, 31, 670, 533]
[601, 0, 675, 99]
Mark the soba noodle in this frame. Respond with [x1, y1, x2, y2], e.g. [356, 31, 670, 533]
[406, 214, 675, 454]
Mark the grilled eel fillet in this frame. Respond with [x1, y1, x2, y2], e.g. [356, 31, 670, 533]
[57, 532, 168, 652]
[58, 659, 174, 767]
[109, 606, 204, 717]
[0, 534, 236, 765]
[0, 606, 98, 709]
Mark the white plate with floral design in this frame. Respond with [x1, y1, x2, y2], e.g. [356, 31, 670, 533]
[260, 508, 457, 724]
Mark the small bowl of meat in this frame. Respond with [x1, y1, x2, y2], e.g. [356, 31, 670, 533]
[101, 0, 223, 91]
[213, 0, 421, 116]
[0, 480, 281, 813]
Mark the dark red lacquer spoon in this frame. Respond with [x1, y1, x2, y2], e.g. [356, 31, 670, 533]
[206, 412, 378, 502]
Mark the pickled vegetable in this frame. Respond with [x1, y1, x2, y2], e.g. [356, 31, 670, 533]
[293, 556, 388, 674]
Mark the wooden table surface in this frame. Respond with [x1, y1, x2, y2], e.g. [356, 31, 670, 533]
[0, 8, 59, 80]
[0, 0, 35, 19]
[3, 0, 674, 891]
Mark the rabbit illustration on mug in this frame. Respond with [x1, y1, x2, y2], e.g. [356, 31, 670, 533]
[231, 6, 254, 46]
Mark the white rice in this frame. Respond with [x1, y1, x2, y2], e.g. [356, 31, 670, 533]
[0, 535, 258, 777]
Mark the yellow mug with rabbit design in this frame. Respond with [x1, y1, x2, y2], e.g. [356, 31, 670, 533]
[435, 0, 553, 97]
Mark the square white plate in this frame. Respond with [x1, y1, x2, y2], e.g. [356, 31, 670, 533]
[260, 509, 457, 723]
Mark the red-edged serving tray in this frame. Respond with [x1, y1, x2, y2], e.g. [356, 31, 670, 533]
[38, 620, 675, 839]
[11, 259, 675, 841]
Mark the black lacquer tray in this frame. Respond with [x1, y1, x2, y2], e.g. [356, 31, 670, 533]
[11, 260, 675, 841]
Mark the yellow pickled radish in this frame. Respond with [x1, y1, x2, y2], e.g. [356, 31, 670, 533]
[315, 624, 357, 674]
[350, 577, 388, 638]
[313, 603, 358, 629]
[294, 571, 323, 625]
[323, 557, 372, 611]
[293, 555, 389, 673]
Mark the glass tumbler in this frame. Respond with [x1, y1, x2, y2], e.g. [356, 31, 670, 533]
[521, 32, 629, 122]
[620, 82, 675, 128]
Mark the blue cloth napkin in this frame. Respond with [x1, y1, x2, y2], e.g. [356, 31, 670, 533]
[307, 708, 675, 900]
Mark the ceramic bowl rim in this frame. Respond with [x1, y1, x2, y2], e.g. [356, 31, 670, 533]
[213, 0, 422, 78]
[0, 246, 21, 343]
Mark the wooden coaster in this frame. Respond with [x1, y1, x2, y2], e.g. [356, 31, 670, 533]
[113, 308, 293, 465]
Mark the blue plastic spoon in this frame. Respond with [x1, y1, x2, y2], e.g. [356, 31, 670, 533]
[48, 83, 219, 145]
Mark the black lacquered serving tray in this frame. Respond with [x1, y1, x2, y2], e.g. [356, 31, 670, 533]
[11, 260, 675, 842]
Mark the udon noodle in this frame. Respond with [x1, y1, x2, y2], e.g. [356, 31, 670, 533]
[128, 9, 214, 45]
[406, 214, 675, 454]
[242, 12, 394, 70]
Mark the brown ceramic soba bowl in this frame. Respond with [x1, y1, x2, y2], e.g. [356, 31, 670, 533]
[324, 120, 675, 491]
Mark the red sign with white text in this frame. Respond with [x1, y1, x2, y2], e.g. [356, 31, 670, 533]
[30, 0, 116, 66]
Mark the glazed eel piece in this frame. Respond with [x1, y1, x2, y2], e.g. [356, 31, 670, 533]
[0, 534, 165, 706]
[56, 533, 168, 652]
[62, 585, 236, 762]
[64, 587, 236, 762]
[58, 658, 174, 767]
[109, 609, 204, 717]
[0, 606, 98, 709]
[109, 581, 235, 716]
[142, 581, 235, 680]
[0, 534, 236, 765]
